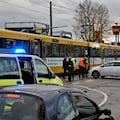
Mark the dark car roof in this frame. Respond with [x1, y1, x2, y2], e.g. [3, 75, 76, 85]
[1, 85, 89, 119]
[1, 84, 86, 98]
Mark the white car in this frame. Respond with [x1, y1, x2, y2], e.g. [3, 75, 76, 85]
[89, 60, 120, 78]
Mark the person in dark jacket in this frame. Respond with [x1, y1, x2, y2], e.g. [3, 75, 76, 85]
[67, 57, 74, 82]
[84, 57, 89, 78]
[62, 56, 69, 79]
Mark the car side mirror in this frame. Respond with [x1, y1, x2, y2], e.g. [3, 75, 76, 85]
[51, 73, 55, 78]
[99, 109, 114, 120]
[100, 109, 111, 116]
[49, 72, 55, 79]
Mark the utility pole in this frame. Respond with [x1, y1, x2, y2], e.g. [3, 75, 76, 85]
[50, 0, 53, 36]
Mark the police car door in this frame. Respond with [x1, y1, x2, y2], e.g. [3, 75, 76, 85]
[33, 56, 63, 86]
[33, 57, 53, 84]
[18, 57, 35, 84]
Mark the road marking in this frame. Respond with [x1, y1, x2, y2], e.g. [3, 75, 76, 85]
[85, 79, 94, 82]
[72, 84, 108, 107]
[72, 79, 94, 84]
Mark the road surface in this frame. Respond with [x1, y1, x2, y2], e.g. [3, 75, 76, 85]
[62, 76, 120, 120]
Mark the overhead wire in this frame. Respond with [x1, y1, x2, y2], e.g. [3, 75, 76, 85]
[46, 0, 76, 11]
[67, 0, 79, 4]
[53, 3, 75, 11]
[0, 0, 74, 20]
[0, 1, 49, 16]
[0, 0, 77, 30]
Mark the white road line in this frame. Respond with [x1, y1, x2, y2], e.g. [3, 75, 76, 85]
[72, 84, 108, 107]
[85, 79, 94, 82]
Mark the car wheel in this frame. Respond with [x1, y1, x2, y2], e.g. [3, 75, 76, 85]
[92, 71, 100, 79]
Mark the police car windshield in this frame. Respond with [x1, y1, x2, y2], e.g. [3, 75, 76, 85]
[0, 93, 45, 120]
[0, 57, 20, 79]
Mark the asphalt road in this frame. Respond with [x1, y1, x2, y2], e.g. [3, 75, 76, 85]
[62, 76, 120, 120]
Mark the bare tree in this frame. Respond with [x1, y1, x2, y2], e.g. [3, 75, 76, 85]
[73, 0, 110, 42]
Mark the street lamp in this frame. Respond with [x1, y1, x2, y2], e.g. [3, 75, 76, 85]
[49, 0, 53, 36]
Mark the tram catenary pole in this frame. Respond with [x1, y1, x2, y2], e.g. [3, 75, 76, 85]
[50, 0, 53, 36]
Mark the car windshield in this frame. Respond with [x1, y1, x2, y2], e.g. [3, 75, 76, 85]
[0, 57, 20, 79]
[0, 93, 45, 120]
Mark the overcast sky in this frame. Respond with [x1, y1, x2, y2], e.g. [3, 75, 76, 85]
[0, 0, 120, 39]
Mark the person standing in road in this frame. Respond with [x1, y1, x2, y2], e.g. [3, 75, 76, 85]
[67, 57, 74, 82]
[71, 57, 76, 68]
[84, 57, 89, 78]
[78, 56, 86, 79]
[71, 57, 76, 80]
[62, 56, 69, 79]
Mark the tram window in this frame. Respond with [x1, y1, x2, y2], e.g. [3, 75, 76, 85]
[59, 44, 65, 57]
[104, 49, 111, 57]
[5, 39, 15, 48]
[74, 46, 80, 57]
[70, 46, 74, 57]
[104, 49, 108, 57]
[101, 49, 104, 58]
[44, 43, 52, 57]
[0, 38, 14, 48]
[117, 50, 120, 57]
[31, 42, 39, 55]
[90, 48, 94, 57]
[51, 43, 59, 57]
[112, 49, 116, 57]
[42, 42, 46, 58]
[80, 46, 86, 57]
[66, 45, 70, 56]
[108, 49, 114, 57]
[90, 48, 101, 57]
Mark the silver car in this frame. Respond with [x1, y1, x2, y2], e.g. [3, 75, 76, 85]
[89, 60, 120, 79]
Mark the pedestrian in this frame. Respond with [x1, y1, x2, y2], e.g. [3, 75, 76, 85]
[71, 57, 76, 80]
[62, 56, 69, 79]
[84, 57, 89, 78]
[67, 57, 74, 82]
[78, 56, 86, 79]
[71, 57, 76, 68]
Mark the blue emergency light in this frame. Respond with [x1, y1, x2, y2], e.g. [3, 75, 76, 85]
[14, 49, 26, 54]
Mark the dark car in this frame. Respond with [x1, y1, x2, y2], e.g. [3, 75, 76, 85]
[0, 85, 113, 120]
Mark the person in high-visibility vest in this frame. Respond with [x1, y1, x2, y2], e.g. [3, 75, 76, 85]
[78, 56, 86, 79]
[71, 57, 76, 68]
[71, 57, 76, 79]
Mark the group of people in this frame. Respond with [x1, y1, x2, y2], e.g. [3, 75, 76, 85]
[62, 55, 89, 82]
[62, 56, 76, 82]
[78, 56, 89, 79]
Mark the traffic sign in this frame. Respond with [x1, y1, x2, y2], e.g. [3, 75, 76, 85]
[112, 26, 120, 35]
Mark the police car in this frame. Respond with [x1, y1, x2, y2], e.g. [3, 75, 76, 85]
[0, 84, 114, 120]
[0, 49, 63, 87]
